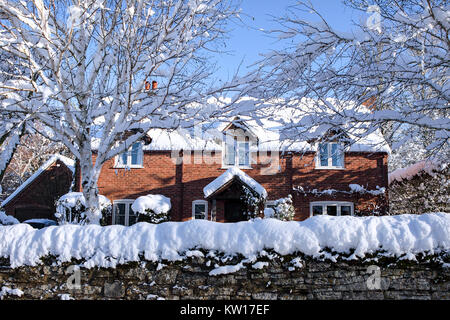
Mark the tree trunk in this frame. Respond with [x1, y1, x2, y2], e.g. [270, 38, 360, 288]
[79, 142, 102, 224]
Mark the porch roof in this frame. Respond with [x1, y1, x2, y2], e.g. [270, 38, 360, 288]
[203, 167, 267, 200]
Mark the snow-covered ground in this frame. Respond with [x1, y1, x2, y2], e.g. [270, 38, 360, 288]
[0, 213, 448, 269]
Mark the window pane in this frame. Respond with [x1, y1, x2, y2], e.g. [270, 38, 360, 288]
[118, 152, 128, 166]
[115, 203, 126, 225]
[128, 203, 138, 226]
[130, 143, 140, 165]
[194, 204, 206, 219]
[225, 141, 235, 166]
[238, 141, 250, 166]
[331, 143, 342, 167]
[312, 205, 323, 215]
[341, 206, 351, 216]
[319, 143, 328, 166]
[326, 205, 337, 216]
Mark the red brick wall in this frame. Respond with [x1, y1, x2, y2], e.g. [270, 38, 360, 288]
[97, 150, 388, 222]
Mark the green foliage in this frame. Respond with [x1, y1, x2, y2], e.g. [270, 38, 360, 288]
[137, 209, 170, 224]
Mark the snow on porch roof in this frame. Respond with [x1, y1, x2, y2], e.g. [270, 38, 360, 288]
[203, 167, 267, 199]
[1, 154, 75, 208]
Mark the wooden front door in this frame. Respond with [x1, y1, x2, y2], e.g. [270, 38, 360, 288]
[224, 199, 246, 222]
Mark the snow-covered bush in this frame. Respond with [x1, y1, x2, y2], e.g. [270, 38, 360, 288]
[265, 195, 295, 221]
[131, 195, 171, 224]
[54, 192, 111, 225]
[240, 185, 266, 219]
[389, 161, 449, 214]
[0, 211, 19, 225]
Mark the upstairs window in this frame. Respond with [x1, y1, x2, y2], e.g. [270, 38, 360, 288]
[223, 135, 250, 168]
[115, 142, 143, 168]
[317, 142, 344, 169]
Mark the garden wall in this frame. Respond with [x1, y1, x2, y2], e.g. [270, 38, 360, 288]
[0, 256, 448, 300]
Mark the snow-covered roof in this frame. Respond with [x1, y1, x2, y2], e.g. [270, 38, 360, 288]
[1, 155, 75, 207]
[99, 97, 390, 154]
[203, 167, 267, 199]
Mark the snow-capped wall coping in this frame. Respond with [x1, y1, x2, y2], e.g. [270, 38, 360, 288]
[0, 213, 448, 268]
[1, 155, 75, 207]
[203, 167, 267, 198]
[389, 160, 445, 184]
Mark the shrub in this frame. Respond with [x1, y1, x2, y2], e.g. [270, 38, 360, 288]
[131, 194, 171, 224]
[54, 192, 112, 225]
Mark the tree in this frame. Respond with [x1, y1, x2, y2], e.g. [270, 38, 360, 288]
[0, 50, 30, 187]
[1, 128, 69, 197]
[0, 0, 246, 223]
[247, 0, 449, 163]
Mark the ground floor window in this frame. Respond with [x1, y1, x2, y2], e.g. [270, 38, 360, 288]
[113, 200, 138, 226]
[192, 200, 208, 220]
[310, 201, 354, 216]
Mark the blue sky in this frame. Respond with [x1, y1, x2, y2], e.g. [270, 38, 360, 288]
[213, 0, 363, 82]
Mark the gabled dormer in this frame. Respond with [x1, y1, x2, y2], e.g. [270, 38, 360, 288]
[221, 117, 258, 169]
[314, 128, 350, 170]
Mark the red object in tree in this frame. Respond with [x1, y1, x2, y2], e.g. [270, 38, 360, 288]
[145, 81, 151, 91]
[152, 80, 158, 90]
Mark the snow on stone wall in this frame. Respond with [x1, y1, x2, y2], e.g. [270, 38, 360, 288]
[0, 213, 448, 269]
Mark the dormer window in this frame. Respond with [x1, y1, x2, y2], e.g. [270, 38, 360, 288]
[316, 142, 344, 169]
[115, 142, 143, 168]
[223, 135, 251, 168]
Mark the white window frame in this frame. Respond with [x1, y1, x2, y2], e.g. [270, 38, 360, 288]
[310, 201, 354, 217]
[192, 200, 208, 220]
[221, 137, 252, 169]
[114, 142, 144, 168]
[315, 142, 345, 169]
[113, 199, 138, 226]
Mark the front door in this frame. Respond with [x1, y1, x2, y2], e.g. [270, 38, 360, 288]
[224, 200, 246, 222]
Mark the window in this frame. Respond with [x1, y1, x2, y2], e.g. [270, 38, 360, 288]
[310, 201, 353, 217]
[316, 142, 344, 169]
[115, 142, 143, 168]
[113, 200, 138, 226]
[192, 200, 208, 220]
[223, 135, 250, 168]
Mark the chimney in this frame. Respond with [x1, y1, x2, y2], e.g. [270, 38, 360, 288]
[362, 96, 376, 111]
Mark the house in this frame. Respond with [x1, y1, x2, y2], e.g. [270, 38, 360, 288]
[2, 103, 390, 224]
[1, 155, 74, 222]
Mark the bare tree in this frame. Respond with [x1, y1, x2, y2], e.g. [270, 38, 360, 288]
[0, 0, 248, 223]
[1, 127, 69, 197]
[248, 0, 449, 163]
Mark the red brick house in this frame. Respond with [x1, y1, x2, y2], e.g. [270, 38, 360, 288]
[2, 115, 390, 224]
[95, 113, 389, 224]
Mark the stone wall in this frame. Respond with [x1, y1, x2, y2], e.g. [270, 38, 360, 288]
[0, 256, 448, 300]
